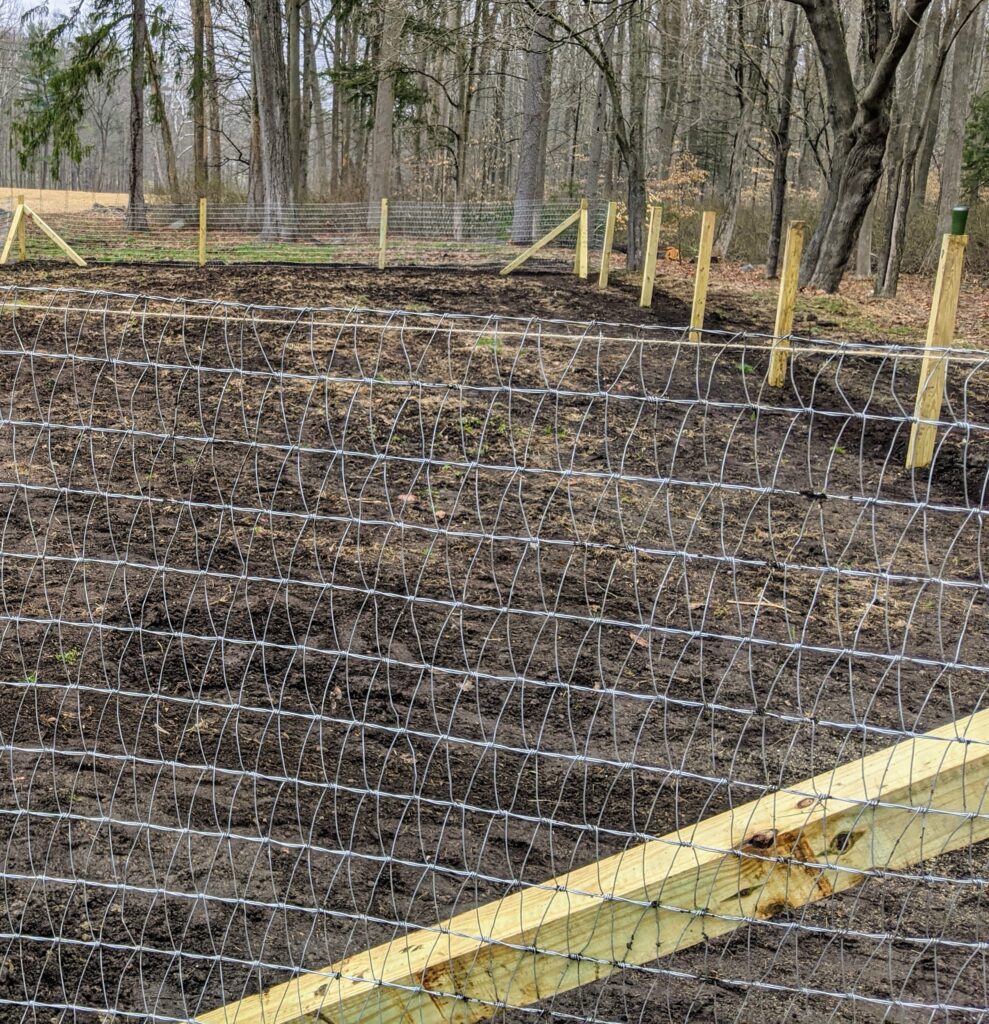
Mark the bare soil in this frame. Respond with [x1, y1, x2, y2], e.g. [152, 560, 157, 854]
[0, 264, 987, 1023]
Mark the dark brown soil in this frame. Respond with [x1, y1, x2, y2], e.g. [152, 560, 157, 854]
[0, 266, 987, 1023]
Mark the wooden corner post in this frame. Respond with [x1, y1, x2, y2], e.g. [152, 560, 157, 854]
[378, 197, 389, 270]
[195, 705, 989, 1024]
[905, 207, 968, 470]
[0, 200, 25, 265]
[767, 221, 805, 387]
[689, 210, 716, 342]
[198, 197, 207, 267]
[639, 204, 663, 308]
[598, 200, 617, 290]
[16, 194, 25, 261]
[574, 198, 589, 279]
[1, 203, 85, 267]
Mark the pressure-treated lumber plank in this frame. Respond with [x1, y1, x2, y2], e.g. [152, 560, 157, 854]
[905, 231, 967, 469]
[21, 205, 86, 266]
[16, 194, 25, 261]
[500, 208, 580, 275]
[639, 204, 663, 307]
[0, 202, 25, 265]
[199, 197, 208, 267]
[767, 221, 805, 387]
[597, 201, 617, 290]
[194, 707, 989, 1024]
[377, 198, 388, 271]
[688, 210, 716, 342]
[574, 198, 589, 279]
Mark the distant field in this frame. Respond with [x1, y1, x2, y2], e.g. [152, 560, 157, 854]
[0, 186, 131, 213]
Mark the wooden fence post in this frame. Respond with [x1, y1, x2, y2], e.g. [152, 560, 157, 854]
[16, 194, 25, 261]
[198, 197, 207, 267]
[905, 207, 968, 470]
[597, 201, 617, 290]
[689, 211, 716, 342]
[767, 221, 805, 387]
[574, 198, 589, 279]
[639, 204, 663, 308]
[378, 197, 388, 270]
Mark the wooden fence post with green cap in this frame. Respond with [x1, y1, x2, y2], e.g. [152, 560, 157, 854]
[905, 206, 968, 470]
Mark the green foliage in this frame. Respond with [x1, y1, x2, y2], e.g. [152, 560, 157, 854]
[962, 90, 989, 200]
[12, 15, 123, 180]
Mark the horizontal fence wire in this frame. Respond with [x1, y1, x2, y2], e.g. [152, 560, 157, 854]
[0, 285, 986, 1022]
[0, 199, 619, 268]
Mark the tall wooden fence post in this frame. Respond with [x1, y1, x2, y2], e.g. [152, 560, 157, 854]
[689, 211, 716, 343]
[574, 198, 589, 279]
[905, 207, 968, 470]
[639, 204, 663, 308]
[198, 197, 207, 267]
[767, 221, 805, 387]
[16, 194, 25, 261]
[378, 197, 389, 270]
[597, 201, 617, 290]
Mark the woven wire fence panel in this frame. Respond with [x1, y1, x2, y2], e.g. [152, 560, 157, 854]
[0, 285, 987, 1023]
[1, 199, 618, 268]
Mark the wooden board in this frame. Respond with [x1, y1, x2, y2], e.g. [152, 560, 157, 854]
[639, 205, 663, 307]
[905, 232, 967, 469]
[688, 211, 716, 342]
[194, 707, 989, 1024]
[767, 221, 805, 387]
[501, 209, 581, 276]
[597, 201, 617, 290]
[21, 205, 87, 266]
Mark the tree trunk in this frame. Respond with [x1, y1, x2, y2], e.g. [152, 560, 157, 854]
[191, 0, 207, 197]
[145, 38, 181, 203]
[766, 7, 799, 278]
[287, 0, 301, 197]
[248, 0, 296, 239]
[302, 0, 325, 198]
[125, 0, 148, 231]
[788, 0, 935, 292]
[512, 1, 555, 244]
[204, 0, 223, 200]
[368, 1, 405, 222]
[247, 84, 264, 211]
[855, 198, 875, 277]
[624, 0, 647, 270]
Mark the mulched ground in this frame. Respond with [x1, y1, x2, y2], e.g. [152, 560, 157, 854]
[0, 264, 987, 1023]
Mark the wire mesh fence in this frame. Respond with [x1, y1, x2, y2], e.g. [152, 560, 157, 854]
[0, 199, 619, 268]
[0, 285, 987, 1023]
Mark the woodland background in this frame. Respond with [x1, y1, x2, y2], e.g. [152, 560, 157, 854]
[0, 0, 987, 295]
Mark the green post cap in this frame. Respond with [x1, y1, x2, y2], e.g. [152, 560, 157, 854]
[950, 207, 969, 235]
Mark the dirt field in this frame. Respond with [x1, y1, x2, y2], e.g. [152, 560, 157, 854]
[0, 187, 132, 214]
[0, 265, 987, 1022]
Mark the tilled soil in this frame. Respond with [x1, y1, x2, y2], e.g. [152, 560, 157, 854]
[0, 267, 987, 1023]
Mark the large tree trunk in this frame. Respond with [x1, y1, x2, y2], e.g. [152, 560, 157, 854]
[286, 0, 301, 197]
[511, 1, 555, 244]
[766, 7, 799, 278]
[125, 0, 148, 231]
[248, 0, 296, 239]
[191, 0, 207, 197]
[622, 0, 647, 270]
[789, 0, 934, 292]
[368, 1, 405, 223]
[204, 0, 223, 200]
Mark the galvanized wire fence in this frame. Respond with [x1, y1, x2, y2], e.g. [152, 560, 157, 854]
[0, 199, 619, 267]
[0, 285, 987, 1023]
